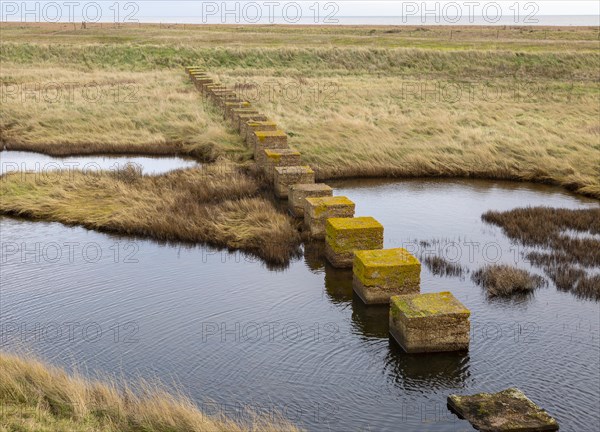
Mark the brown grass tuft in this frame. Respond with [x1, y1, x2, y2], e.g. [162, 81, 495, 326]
[0, 162, 300, 265]
[472, 264, 546, 297]
[0, 352, 302, 431]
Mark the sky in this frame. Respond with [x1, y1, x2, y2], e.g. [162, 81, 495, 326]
[1, 1, 599, 25]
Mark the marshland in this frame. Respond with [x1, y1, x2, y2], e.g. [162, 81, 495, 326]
[1, 22, 599, 432]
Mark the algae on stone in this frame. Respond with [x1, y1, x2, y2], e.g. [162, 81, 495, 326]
[447, 388, 559, 432]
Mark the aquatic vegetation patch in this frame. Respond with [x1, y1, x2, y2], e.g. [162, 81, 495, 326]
[472, 265, 547, 298]
[420, 254, 467, 278]
[482, 207, 600, 299]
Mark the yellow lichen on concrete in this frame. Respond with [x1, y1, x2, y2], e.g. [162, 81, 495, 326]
[354, 248, 421, 290]
[391, 292, 470, 319]
[325, 217, 384, 268]
[274, 166, 315, 198]
[288, 183, 333, 217]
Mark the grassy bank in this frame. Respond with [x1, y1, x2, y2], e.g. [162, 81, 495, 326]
[1, 24, 598, 197]
[0, 352, 301, 431]
[0, 162, 300, 265]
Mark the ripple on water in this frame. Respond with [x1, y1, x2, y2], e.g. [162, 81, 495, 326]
[1, 179, 599, 432]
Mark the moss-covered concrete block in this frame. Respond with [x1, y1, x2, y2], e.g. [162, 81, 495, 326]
[448, 388, 559, 432]
[262, 149, 302, 181]
[244, 121, 278, 148]
[288, 183, 333, 217]
[274, 166, 315, 199]
[305, 197, 355, 239]
[325, 217, 383, 268]
[254, 130, 288, 159]
[389, 292, 470, 353]
[353, 248, 421, 304]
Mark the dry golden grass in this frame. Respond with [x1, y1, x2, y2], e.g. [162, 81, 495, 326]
[0, 65, 245, 159]
[2, 24, 598, 197]
[0, 162, 300, 265]
[0, 352, 301, 432]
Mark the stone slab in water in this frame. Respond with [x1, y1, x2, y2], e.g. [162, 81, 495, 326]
[288, 183, 333, 217]
[389, 291, 470, 353]
[353, 248, 421, 304]
[325, 217, 383, 268]
[447, 388, 559, 432]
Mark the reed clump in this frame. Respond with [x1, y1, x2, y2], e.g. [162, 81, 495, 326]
[482, 207, 600, 299]
[472, 264, 546, 297]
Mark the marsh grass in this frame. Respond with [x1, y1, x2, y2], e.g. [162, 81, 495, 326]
[472, 264, 546, 297]
[1, 24, 599, 197]
[482, 207, 600, 299]
[0, 162, 300, 265]
[0, 352, 301, 432]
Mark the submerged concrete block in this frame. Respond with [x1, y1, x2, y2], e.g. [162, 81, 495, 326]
[353, 248, 421, 304]
[274, 166, 315, 199]
[236, 114, 268, 133]
[254, 130, 288, 159]
[389, 292, 470, 353]
[244, 121, 278, 148]
[448, 388, 559, 432]
[262, 149, 302, 181]
[304, 197, 355, 240]
[288, 183, 333, 217]
[325, 217, 383, 268]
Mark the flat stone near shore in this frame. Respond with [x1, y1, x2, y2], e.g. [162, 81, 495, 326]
[447, 388, 559, 432]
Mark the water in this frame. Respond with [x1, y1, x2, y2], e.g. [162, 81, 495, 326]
[1, 178, 598, 431]
[0, 151, 198, 176]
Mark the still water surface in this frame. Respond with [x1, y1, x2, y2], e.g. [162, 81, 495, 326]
[1, 178, 598, 431]
[0, 151, 198, 175]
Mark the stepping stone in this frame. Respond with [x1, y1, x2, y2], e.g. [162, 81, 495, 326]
[230, 107, 259, 125]
[262, 149, 302, 181]
[223, 102, 252, 118]
[288, 183, 333, 217]
[244, 121, 278, 148]
[216, 95, 244, 110]
[353, 248, 421, 304]
[304, 196, 355, 239]
[447, 388, 559, 432]
[236, 114, 268, 133]
[389, 292, 470, 353]
[274, 166, 315, 199]
[325, 217, 383, 268]
[202, 83, 226, 95]
[254, 130, 288, 159]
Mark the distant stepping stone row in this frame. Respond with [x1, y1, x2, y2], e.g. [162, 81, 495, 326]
[185, 67, 470, 354]
[186, 68, 559, 430]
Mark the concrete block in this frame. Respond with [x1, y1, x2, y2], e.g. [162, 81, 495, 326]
[254, 130, 288, 159]
[353, 248, 421, 304]
[244, 121, 277, 147]
[274, 166, 315, 199]
[237, 114, 268, 133]
[288, 183, 333, 217]
[262, 149, 302, 181]
[389, 292, 470, 353]
[304, 197, 355, 239]
[325, 217, 383, 268]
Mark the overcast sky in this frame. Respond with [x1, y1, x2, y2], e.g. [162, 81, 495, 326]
[2, 1, 599, 24]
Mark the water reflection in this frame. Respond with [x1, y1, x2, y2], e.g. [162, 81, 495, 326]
[385, 343, 471, 392]
[0, 150, 198, 175]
